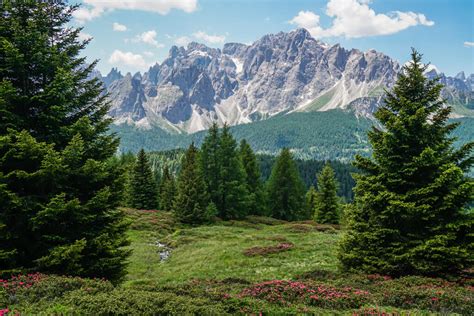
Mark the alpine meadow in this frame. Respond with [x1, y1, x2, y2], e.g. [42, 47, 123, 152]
[0, 1, 473, 315]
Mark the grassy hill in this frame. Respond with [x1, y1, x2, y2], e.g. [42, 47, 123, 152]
[4, 209, 473, 315]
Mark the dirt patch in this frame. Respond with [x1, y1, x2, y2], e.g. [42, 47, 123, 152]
[287, 224, 313, 233]
[243, 242, 294, 257]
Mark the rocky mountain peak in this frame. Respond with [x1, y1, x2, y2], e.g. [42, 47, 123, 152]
[101, 30, 473, 133]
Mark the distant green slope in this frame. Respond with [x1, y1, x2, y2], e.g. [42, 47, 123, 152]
[111, 110, 473, 162]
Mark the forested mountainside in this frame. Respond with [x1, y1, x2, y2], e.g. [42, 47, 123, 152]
[112, 110, 473, 162]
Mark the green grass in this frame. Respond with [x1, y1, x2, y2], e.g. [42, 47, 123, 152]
[125, 216, 340, 286]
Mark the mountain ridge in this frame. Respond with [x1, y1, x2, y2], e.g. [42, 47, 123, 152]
[96, 28, 474, 133]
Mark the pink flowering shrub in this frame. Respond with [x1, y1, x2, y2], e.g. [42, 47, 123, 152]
[240, 280, 370, 309]
[0, 273, 44, 295]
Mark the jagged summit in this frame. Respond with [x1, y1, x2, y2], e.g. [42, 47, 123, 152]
[98, 29, 474, 133]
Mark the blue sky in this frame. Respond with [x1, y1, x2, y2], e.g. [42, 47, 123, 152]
[74, 0, 474, 76]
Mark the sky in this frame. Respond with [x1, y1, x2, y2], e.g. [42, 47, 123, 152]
[73, 0, 474, 76]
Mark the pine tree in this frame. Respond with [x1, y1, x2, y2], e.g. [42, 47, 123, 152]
[159, 165, 176, 211]
[129, 149, 158, 210]
[200, 123, 222, 210]
[0, 2, 129, 281]
[314, 163, 340, 224]
[240, 139, 267, 215]
[173, 143, 214, 224]
[218, 125, 249, 219]
[339, 50, 474, 276]
[266, 148, 306, 221]
[304, 186, 318, 220]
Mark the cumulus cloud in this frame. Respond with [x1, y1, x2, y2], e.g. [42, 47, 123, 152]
[289, 0, 434, 38]
[193, 31, 225, 44]
[464, 41, 474, 47]
[175, 36, 191, 46]
[108, 50, 148, 70]
[78, 32, 93, 41]
[74, 0, 198, 23]
[134, 30, 164, 48]
[113, 22, 127, 32]
[143, 51, 154, 57]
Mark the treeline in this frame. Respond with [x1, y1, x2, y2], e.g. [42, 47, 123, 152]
[120, 123, 344, 224]
[121, 149, 357, 202]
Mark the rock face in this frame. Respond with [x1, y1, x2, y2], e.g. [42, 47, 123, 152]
[100, 28, 474, 133]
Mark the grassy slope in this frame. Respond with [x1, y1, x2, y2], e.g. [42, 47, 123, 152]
[125, 213, 339, 286]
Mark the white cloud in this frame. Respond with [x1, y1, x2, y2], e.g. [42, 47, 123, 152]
[289, 0, 434, 38]
[143, 51, 154, 57]
[113, 22, 127, 32]
[464, 41, 474, 47]
[73, 0, 198, 23]
[108, 50, 148, 70]
[175, 36, 191, 46]
[78, 32, 93, 41]
[134, 30, 164, 48]
[193, 31, 225, 44]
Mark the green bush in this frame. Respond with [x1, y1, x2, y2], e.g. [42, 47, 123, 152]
[64, 288, 229, 315]
[11, 275, 113, 306]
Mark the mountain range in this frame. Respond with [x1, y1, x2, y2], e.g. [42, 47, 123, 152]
[93, 28, 474, 134]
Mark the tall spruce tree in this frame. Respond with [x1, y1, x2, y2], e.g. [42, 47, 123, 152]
[217, 125, 249, 219]
[266, 148, 306, 221]
[0, 2, 129, 280]
[129, 149, 158, 210]
[339, 50, 474, 276]
[305, 186, 318, 220]
[200, 123, 222, 209]
[314, 163, 340, 224]
[159, 165, 176, 211]
[173, 143, 213, 224]
[240, 139, 266, 215]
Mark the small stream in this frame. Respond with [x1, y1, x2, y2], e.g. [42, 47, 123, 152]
[156, 241, 171, 262]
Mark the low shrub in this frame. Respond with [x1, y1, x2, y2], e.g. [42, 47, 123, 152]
[243, 242, 294, 257]
[239, 280, 371, 309]
[65, 288, 230, 315]
[245, 216, 286, 226]
[371, 276, 474, 315]
[287, 224, 313, 233]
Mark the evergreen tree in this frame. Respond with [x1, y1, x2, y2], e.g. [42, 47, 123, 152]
[0, 2, 129, 281]
[240, 139, 266, 215]
[339, 50, 474, 276]
[173, 143, 213, 224]
[218, 125, 249, 219]
[266, 148, 306, 221]
[129, 149, 158, 210]
[159, 165, 176, 211]
[314, 163, 340, 224]
[200, 123, 222, 210]
[304, 186, 318, 220]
